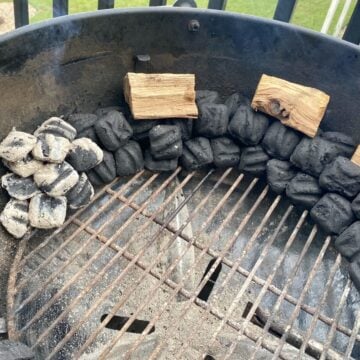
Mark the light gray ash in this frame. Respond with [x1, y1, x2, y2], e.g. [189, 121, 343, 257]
[2, 173, 40, 200]
[0, 199, 29, 239]
[0, 130, 37, 162]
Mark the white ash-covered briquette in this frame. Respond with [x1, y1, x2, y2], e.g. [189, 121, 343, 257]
[34, 117, 77, 141]
[0, 130, 37, 162]
[0, 199, 29, 239]
[34, 162, 79, 197]
[66, 173, 94, 209]
[66, 138, 104, 172]
[32, 134, 72, 163]
[3, 155, 43, 178]
[2, 173, 40, 200]
[29, 194, 67, 229]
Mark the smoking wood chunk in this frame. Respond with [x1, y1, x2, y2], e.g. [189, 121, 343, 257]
[29, 194, 67, 229]
[351, 145, 360, 167]
[0, 130, 37, 162]
[34, 117, 77, 141]
[4, 155, 43, 178]
[124, 73, 198, 120]
[2, 173, 40, 200]
[0, 199, 29, 238]
[32, 134, 72, 163]
[66, 173, 94, 209]
[251, 74, 330, 138]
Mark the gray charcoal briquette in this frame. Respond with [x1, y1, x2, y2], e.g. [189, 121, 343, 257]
[266, 159, 297, 194]
[67, 113, 98, 133]
[228, 104, 269, 145]
[149, 125, 183, 160]
[34, 117, 77, 141]
[238, 146, 270, 176]
[180, 137, 213, 170]
[349, 253, 360, 293]
[319, 156, 360, 198]
[67, 138, 104, 172]
[94, 110, 133, 151]
[310, 193, 354, 234]
[319, 131, 356, 158]
[32, 134, 72, 163]
[114, 140, 144, 176]
[66, 173, 94, 209]
[0, 199, 29, 239]
[87, 150, 116, 186]
[4, 155, 43, 178]
[352, 193, 360, 219]
[2, 173, 40, 200]
[196, 103, 229, 138]
[225, 93, 249, 118]
[0, 130, 37, 162]
[95, 106, 124, 117]
[29, 194, 67, 229]
[0, 339, 35, 360]
[262, 121, 301, 160]
[144, 150, 178, 172]
[286, 173, 322, 209]
[334, 222, 360, 260]
[196, 90, 220, 105]
[210, 137, 240, 168]
[165, 119, 193, 141]
[77, 127, 99, 143]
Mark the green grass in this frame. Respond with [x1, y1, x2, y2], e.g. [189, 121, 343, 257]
[1, 0, 356, 35]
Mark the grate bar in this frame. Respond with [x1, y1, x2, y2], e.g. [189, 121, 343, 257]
[344, 311, 360, 358]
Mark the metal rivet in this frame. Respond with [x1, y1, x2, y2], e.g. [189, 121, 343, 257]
[188, 19, 200, 32]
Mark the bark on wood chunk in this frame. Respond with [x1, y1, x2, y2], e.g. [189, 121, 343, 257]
[351, 145, 360, 166]
[251, 74, 330, 138]
[124, 73, 198, 120]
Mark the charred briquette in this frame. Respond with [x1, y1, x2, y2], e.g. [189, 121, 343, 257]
[225, 93, 250, 118]
[286, 173, 323, 209]
[34, 117, 77, 141]
[3, 155, 43, 178]
[228, 104, 269, 146]
[319, 131, 356, 158]
[310, 193, 355, 235]
[67, 138, 104, 172]
[34, 162, 79, 197]
[262, 121, 301, 160]
[67, 113, 99, 142]
[1, 173, 40, 200]
[0, 130, 37, 162]
[195, 90, 220, 106]
[95, 106, 125, 117]
[127, 117, 159, 142]
[144, 150, 178, 172]
[94, 110, 133, 151]
[210, 137, 240, 168]
[149, 125, 183, 160]
[32, 134, 72, 163]
[335, 222, 360, 260]
[349, 253, 360, 292]
[290, 135, 353, 177]
[0, 199, 29, 239]
[66, 173, 94, 210]
[114, 140, 144, 176]
[87, 150, 116, 186]
[29, 194, 67, 229]
[352, 193, 360, 219]
[165, 119, 193, 141]
[319, 156, 360, 198]
[180, 137, 213, 170]
[266, 159, 297, 194]
[238, 146, 270, 176]
[196, 103, 229, 138]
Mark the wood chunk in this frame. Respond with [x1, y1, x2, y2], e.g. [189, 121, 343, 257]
[351, 145, 360, 166]
[124, 73, 198, 120]
[251, 74, 330, 138]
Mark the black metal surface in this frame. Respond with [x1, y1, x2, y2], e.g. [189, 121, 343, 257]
[343, 1, 360, 44]
[98, 0, 115, 10]
[53, 0, 69, 17]
[273, 0, 297, 23]
[208, 0, 227, 10]
[149, 0, 167, 6]
[13, 0, 29, 28]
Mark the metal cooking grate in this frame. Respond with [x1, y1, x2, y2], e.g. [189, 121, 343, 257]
[6, 167, 360, 359]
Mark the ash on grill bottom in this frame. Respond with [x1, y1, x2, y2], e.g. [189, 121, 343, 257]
[7, 168, 360, 359]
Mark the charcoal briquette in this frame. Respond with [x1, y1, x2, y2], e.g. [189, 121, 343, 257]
[34, 162, 79, 197]
[149, 125, 183, 160]
[114, 140, 144, 176]
[67, 138, 104, 172]
[225, 93, 249, 118]
[166, 119, 193, 141]
[310, 193, 355, 234]
[29, 193, 67, 229]
[34, 117, 77, 141]
[0, 199, 29, 238]
[67, 113, 98, 133]
[87, 150, 116, 186]
[66, 173, 94, 209]
[144, 150, 178, 172]
[349, 253, 360, 292]
[94, 110, 133, 151]
[180, 137, 213, 170]
[2, 173, 40, 200]
[262, 121, 301, 160]
[334, 222, 360, 260]
[228, 104, 269, 145]
[32, 134, 72, 163]
[128, 117, 159, 141]
[238, 146, 270, 176]
[95, 106, 124, 117]
[286, 173, 323, 209]
[352, 193, 360, 219]
[196, 103, 229, 138]
[196, 90, 220, 105]
[0, 130, 37, 162]
[319, 156, 360, 198]
[266, 159, 297, 194]
[4, 155, 43, 178]
[210, 137, 240, 168]
[319, 131, 356, 158]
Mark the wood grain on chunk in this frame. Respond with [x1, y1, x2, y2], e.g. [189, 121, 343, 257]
[351, 145, 360, 166]
[251, 74, 330, 138]
[124, 73, 198, 120]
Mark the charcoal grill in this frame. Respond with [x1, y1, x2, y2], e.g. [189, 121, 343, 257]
[1, 7, 360, 359]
